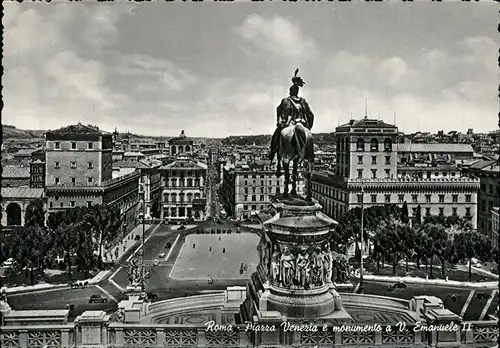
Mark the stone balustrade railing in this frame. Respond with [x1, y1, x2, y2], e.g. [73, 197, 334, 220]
[1, 320, 498, 347]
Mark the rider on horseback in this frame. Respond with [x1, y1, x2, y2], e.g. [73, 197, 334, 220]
[268, 69, 315, 163]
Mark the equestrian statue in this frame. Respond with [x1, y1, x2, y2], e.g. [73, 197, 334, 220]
[268, 69, 314, 200]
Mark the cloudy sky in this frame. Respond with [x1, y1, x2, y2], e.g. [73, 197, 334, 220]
[3, 1, 498, 137]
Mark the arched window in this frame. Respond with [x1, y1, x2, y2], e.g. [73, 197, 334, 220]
[344, 138, 349, 151]
[337, 138, 341, 151]
[370, 138, 379, 152]
[171, 193, 177, 203]
[356, 138, 365, 151]
[163, 193, 169, 203]
[179, 193, 185, 203]
[171, 146, 177, 155]
[6, 203, 22, 226]
[185, 145, 191, 152]
[384, 138, 392, 152]
[187, 193, 193, 203]
[179, 146, 184, 154]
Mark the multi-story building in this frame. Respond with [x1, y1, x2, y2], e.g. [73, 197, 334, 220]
[220, 161, 305, 220]
[169, 130, 195, 156]
[44, 123, 140, 233]
[396, 143, 475, 165]
[490, 207, 499, 246]
[160, 157, 207, 222]
[465, 159, 500, 235]
[310, 118, 480, 227]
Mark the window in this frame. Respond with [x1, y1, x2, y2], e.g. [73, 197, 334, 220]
[357, 195, 363, 204]
[358, 156, 363, 164]
[60, 202, 64, 208]
[244, 180, 248, 186]
[438, 195, 445, 203]
[71, 142, 77, 150]
[425, 195, 431, 203]
[260, 187, 264, 193]
[356, 138, 365, 151]
[384, 138, 392, 152]
[276, 187, 280, 194]
[398, 194, 404, 203]
[260, 195, 264, 202]
[480, 184, 486, 191]
[243, 205, 248, 210]
[70, 201, 76, 208]
[371, 169, 377, 179]
[384, 194, 391, 203]
[489, 184, 494, 193]
[357, 169, 363, 179]
[412, 207, 417, 216]
[385, 156, 391, 165]
[371, 195, 377, 203]
[452, 207, 457, 215]
[260, 180, 264, 186]
[452, 195, 458, 203]
[88, 162, 93, 169]
[252, 187, 256, 194]
[371, 156, 377, 165]
[435, 172, 439, 177]
[252, 195, 256, 201]
[244, 187, 248, 194]
[425, 207, 431, 215]
[87, 142, 94, 150]
[70, 161, 77, 169]
[251, 205, 257, 211]
[465, 194, 471, 203]
[412, 195, 418, 203]
[54, 161, 60, 169]
[439, 207, 444, 216]
[87, 177, 93, 184]
[71, 177, 76, 185]
[385, 169, 390, 178]
[49, 202, 53, 208]
[243, 174, 248, 179]
[252, 175, 256, 179]
[244, 195, 248, 201]
[481, 200, 486, 211]
[55, 142, 60, 149]
[370, 138, 379, 152]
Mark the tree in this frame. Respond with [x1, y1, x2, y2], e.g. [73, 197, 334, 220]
[9, 226, 49, 285]
[24, 198, 45, 227]
[454, 230, 493, 280]
[399, 224, 418, 273]
[415, 205, 422, 226]
[401, 201, 409, 224]
[418, 223, 448, 279]
[87, 204, 122, 269]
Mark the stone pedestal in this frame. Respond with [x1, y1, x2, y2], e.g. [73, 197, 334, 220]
[241, 195, 352, 346]
[75, 311, 107, 346]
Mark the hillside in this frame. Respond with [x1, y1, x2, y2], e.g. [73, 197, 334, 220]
[2, 125, 46, 139]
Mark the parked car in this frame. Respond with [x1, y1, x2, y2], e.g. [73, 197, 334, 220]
[159, 252, 166, 258]
[137, 249, 143, 256]
[89, 294, 108, 303]
[153, 259, 159, 266]
[135, 235, 141, 241]
[178, 225, 186, 231]
[165, 242, 172, 249]
[393, 282, 407, 289]
[147, 292, 159, 300]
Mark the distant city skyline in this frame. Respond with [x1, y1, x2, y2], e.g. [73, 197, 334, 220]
[3, 2, 498, 138]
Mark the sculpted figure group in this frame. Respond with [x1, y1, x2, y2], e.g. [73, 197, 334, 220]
[260, 241, 349, 289]
[127, 258, 144, 288]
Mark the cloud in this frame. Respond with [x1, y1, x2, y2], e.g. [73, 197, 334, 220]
[236, 14, 317, 59]
[113, 54, 198, 93]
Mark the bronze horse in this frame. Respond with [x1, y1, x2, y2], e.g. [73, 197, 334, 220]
[277, 119, 314, 200]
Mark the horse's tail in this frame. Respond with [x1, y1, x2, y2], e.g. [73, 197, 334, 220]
[292, 124, 307, 158]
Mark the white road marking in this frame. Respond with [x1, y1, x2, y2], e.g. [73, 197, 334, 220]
[460, 290, 475, 318]
[165, 234, 180, 261]
[109, 279, 124, 293]
[8, 286, 71, 297]
[126, 224, 163, 262]
[479, 289, 498, 320]
[109, 266, 122, 282]
[95, 284, 118, 303]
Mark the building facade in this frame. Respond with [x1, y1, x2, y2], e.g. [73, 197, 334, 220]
[44, 123, 140, 233]
[220, 161, 305, 220]
[160, 157, 207, 221]
[491, 206, 499, 246]
[168, 130, 194, 156]
[311, 118, 480, 227]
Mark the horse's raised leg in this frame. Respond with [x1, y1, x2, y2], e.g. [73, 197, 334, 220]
[282, 161, 290, 197]
[290, 161, 298, 196]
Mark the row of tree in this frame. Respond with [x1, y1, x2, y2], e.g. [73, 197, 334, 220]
[332, 203, 497, 280]
[2, 202, 123, 285]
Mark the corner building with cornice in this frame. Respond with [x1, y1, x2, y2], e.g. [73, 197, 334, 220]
[311, 119, 479, 227]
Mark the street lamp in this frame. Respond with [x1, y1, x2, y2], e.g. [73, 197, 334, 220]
[359, 180, 365, 294]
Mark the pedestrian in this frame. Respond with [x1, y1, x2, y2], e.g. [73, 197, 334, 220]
[193, 243, 195, 248]
[209, 247, 212, 252]
[223, 247, 225, 253]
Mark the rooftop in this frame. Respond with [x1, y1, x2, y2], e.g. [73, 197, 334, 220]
[161, 159, 207, 170]
[337, 118, 397, 130]
[46, 123, 110, 136]
[1, 187, 45, 198]
[396, 143, 474, 153]
[2, 166, 30, 178]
